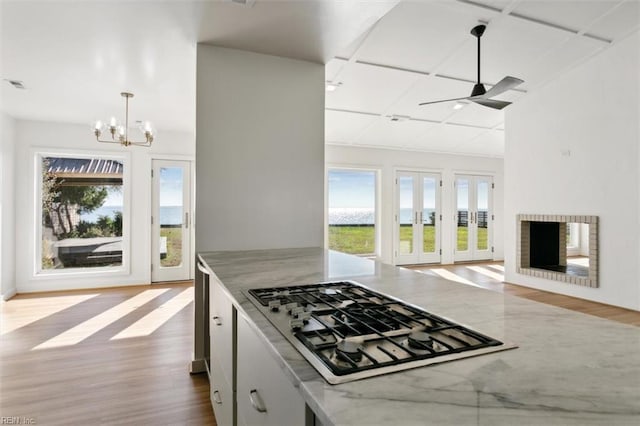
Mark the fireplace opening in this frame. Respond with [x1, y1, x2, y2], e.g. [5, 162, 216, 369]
[517, 215, 598, 287]
[530, 222, 560, 268]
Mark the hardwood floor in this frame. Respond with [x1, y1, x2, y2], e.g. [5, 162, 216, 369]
[0, 281, 215, 426]
[408, 262, 640, 327]
[2, 266, 638, 425]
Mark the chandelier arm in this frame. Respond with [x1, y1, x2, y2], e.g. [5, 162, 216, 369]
[94, 92, 153, 147]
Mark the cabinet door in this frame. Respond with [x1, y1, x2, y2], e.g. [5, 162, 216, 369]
[209, 278, 234, 384]
[210, 353, 233, 426]
[237, 314, 305, 426]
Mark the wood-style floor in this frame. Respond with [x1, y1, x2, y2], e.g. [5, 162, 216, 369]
[408, 262, 640, 327]
[0, 281, 215, 426]
[2, 265, 639, 425]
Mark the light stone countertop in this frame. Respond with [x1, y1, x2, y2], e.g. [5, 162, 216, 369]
[198, 248, 640, 426]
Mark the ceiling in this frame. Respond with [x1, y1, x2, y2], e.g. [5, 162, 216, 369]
[1, 0, 639, 157]
[325, 0, 640, 157]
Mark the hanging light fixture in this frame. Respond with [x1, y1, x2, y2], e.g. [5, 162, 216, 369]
[94, 92, 154, 147]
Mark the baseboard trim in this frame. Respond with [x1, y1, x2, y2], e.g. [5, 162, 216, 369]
[2, 287, 17, 301]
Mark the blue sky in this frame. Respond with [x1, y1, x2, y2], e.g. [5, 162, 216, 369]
[328, 170, 375, 208]
[159, 167, 184, 206]
[104, 167, 183, 207]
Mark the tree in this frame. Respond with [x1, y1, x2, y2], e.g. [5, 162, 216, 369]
[52, 185, 108, 236]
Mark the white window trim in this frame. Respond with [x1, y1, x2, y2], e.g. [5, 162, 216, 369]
[33, 148, 132, 278]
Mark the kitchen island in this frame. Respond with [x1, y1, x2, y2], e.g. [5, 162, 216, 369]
[195, 248, 640, 426]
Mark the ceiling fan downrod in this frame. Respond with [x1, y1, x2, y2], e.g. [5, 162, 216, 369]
[470, 24, 486, 97]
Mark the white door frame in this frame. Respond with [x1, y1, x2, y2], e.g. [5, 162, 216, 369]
[394, 170, 442, 265]
[151, 158, 193, 282]
[453, 174, 493, 262]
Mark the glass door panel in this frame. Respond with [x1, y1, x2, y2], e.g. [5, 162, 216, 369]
[152, 159, 191, 282]
[159, 167, 184, 267]
[476, 180, 489, 251]
[454, 175, 492, 262]
[422, 176, 436, 254]
[398, 175, 414, 255]
[396, 172, 441, 265]
[456, 178, 470, 252]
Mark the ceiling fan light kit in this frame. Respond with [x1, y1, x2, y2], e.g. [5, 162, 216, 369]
[419, 24, 524, 110]
[94, 92, 154, 147]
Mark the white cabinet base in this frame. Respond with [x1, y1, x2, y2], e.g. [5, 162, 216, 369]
[237, 313, 306, 426]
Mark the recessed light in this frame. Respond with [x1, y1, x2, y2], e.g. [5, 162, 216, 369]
[325, 81, 342, 92]
[453, 101, 468, 110]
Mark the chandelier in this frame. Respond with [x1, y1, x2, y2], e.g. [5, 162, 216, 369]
[94, 92, 154, 147]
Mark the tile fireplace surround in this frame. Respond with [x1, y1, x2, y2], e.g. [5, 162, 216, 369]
[517, 214, 599, 288]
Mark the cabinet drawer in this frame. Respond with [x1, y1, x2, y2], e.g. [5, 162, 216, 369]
[210, 353, 233, 426]
[209, 278, 234, 384]
[237, 314, 305, 426]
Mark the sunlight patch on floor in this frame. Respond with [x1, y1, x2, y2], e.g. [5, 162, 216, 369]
[487, 264, 504, 272]
[110, 288, 193, 340]
[1, 294, 99, 335]
[466, 265, 504, 282]
[428, 269, 481, 287]
[32, 288, 170, 350]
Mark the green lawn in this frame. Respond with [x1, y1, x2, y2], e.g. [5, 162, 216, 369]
[161, 227, 183, 267]
[457, 226, 488, 251]
[328, 226, 375, 255]
[329, 225, 488, 255]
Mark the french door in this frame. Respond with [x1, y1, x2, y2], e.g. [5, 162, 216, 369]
[395, 171, 441, 265]
[151, 160, 192, 282]
[454, 174, 493, 262]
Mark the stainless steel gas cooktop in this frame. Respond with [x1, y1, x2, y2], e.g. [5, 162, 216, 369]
[244, 280, 516, 384]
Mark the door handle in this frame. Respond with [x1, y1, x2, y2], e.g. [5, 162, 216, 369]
[414, 212, 418, 225]
[249, 389, 267, 413]
[184, 212, 189, 228]
[212, 315, 222, 326]
[212, 390, 222, 404]
[420, 212, 423, 223]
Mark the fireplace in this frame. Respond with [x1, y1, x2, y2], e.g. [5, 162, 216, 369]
[517, 215, 598, 287]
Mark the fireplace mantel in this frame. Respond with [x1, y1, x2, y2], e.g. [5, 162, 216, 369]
[517, 214, 598, 288]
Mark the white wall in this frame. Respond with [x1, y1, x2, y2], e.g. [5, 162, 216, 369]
[504, 31, 640, 310]
[195, 45, 325, 251]
[1, 112, 16, 300]
[13, 119, 194, 293]
[326, 145, 504, 265]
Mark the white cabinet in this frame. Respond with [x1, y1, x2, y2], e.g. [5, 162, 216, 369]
[209, 278, 235, 425]
[209, 277, 234, 384]
[210, 352, 234, 426]
[236, 313, 306, 426]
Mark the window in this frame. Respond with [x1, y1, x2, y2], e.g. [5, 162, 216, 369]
[38, 153, 128, 273]
[327, 169, 377, 256]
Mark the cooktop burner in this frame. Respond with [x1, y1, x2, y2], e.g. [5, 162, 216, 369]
[245, 281, 516, 384]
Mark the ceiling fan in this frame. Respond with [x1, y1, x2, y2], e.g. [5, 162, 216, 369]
[419, 24, 523, 110]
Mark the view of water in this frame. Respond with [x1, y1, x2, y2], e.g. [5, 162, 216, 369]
[81, 206, 183, 225]
[329, 208, 436, 225]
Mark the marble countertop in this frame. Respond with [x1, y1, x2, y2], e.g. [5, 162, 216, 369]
[198, 248, 640, 426]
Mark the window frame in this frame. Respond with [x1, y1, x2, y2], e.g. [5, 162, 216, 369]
[325, 166, 380, 258]
[33, 148, 131, 278]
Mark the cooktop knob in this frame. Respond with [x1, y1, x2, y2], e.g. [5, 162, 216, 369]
[291, 306, 305, 317]
[290, 319, 304, 331]
[285, 302, 298, 314]
[268, 300, 281, 312]
[298, 311, 311, 323]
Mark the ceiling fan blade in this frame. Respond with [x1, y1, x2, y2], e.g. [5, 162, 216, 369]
[471, 98, 512, 110]
[481, 76, 524, 99]
[418, 96, 470, 106]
